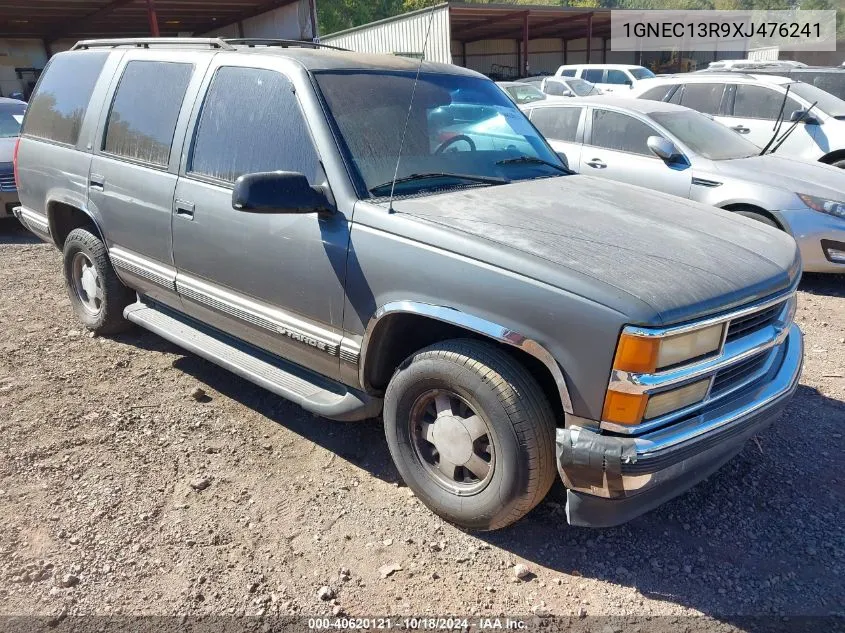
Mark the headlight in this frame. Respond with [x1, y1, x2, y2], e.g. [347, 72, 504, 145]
[797, 193, 845, 219]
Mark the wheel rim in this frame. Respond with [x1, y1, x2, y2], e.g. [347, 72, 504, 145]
[409, 389, 495, 496]
[71, 252, 103, 315]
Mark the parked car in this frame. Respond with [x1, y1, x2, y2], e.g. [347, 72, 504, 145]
[555, 64, 655, 93]
[633, 73, 845, 168]
[496, 81, 558, 105]
[522, 96, 845, 273]
[0, 97, 26, 219]
[701, 64, 845, 102]
[15, 39, 802, 530]
[537, 77, 602, 97]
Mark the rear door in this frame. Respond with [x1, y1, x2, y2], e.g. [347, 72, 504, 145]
[580, 107, 691, 198]
[528, 105, 585, 168]
[170, 56, 350, 380]
[88, 51, 210, 309]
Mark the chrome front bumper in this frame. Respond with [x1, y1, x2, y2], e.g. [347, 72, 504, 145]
[776, 207, 845, 273]
[558, 323, 803, 527]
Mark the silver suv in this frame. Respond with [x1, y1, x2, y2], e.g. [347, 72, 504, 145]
[14, 38, 803, 530]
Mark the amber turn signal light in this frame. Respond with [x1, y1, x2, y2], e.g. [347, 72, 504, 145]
[602, 391, 649, 426]
[611, 333, 660, 374]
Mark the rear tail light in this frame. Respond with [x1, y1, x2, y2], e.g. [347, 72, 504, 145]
[13, 137, 20, 188]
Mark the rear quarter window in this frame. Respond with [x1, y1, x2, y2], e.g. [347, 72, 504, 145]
[23, 51, 108, 146]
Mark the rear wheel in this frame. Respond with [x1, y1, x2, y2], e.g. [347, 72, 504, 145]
[383, 339, 557, 531]
[63, 228, 134, 334]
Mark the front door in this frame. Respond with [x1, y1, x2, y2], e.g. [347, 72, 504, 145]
[171, 58, 350, 380]
[580, 107, 691, 199]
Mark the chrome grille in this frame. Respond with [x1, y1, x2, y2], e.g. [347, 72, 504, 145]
[0, 172, 15, 192]
[711, 352, 769, 397]
[726, 302, 783, 342]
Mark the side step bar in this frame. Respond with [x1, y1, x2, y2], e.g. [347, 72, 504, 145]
[124, 301, 382, 421]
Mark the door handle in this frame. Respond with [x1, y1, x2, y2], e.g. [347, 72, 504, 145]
[89, 174, 105, 190]
[586, 158, 606, 169]
[731, 125, 750, 134]
[174, 199, 195, 220]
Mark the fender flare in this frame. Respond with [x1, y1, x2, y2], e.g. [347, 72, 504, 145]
[46, 198, 108, 249]
[360, 300, 574, 415]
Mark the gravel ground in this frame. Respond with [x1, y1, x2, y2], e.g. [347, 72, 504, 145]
[1, 221, 843, 629]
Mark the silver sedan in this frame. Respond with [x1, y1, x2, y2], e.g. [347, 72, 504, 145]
[522, 96, 845, 273]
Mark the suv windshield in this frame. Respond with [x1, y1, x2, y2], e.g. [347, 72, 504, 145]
[788, 81, 845, 117]
[651, 110, 760, 160]
[315, 71, 566, 197]
[0, 102, 25, 138]
[631, 68, 656, 80]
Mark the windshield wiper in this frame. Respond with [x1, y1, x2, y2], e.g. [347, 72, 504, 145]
[369, 172, 509, 196]
[766, 101, 819, 155]
[759, 85, 791, 155]
[496, 155, 570, 173]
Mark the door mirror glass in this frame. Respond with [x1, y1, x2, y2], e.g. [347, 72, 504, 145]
[556, 151, 569, 170]
[790, 109, 820, 125]
[232, 171, 331, 214]
[647, 135, 678, 161]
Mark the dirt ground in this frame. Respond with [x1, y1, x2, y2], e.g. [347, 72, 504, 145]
[1, 221, 843, 629]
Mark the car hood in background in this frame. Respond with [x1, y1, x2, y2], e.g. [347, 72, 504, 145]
[0, 136, 17, 163]
[390, 175, 800, 326]
[714, 154, 845, 201]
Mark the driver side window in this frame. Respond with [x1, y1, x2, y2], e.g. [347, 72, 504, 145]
[589, 109, 656, 156]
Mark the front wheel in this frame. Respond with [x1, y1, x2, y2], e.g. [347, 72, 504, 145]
[383, 339, 557, 531]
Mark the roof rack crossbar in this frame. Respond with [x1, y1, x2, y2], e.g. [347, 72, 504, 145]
[222, 38, 350, 52]
[71, 38, 234, 51]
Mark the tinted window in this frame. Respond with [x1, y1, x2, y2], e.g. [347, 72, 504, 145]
[23, 51, 108, 145]
[583, 69, 604, 83]
[639, 84, 677, 102]
[190, 67, 318, 184]
[733, 85, 800, 120]
[606, 70, 630, 85]
[631, 68, 656, 80]
[0, 102, 26, 138]
[679, 83, 725, 115]
[590, 109, 655, 155]
[103, 61, 192, 166]
[559, 68, 576, 77]
[530, 107, 582, 142]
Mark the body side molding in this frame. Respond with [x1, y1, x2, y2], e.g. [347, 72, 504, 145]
[360, 301, 574, 416]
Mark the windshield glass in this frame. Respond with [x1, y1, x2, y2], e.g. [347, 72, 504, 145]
[0, 102, 25, 138]
[789, 81, 845, 117]
[792, 71, 845, 101]
[505, 84, 547, 104]
[631, 68, 656, 80]
[314, 71, 566, 198]
[651, 110, 760, 160]
[567, 78, 599, 96]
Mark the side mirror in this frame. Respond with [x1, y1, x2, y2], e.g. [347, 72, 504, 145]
[232, 171, 331, 214]
[647, 135, 679, 161]
[625, 79, 633, 87]
[562, 89, 574, 97]
[556, 151, 569, 170]
[790, 109, 819, 125]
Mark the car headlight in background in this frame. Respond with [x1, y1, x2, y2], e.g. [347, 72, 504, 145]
[797, 193, 845, 220]
[602, 324, 724, 426]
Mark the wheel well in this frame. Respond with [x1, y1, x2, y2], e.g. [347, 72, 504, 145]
[363, 313, 566, 425]
[721, 203, 784, 230]
[48, 202, 101, 249]
[819, 149, 845, 166]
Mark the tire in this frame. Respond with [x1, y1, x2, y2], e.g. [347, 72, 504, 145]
[62, 227, 134, 334]
[731, 207, 779, 229]
[383, 339, 557, 531]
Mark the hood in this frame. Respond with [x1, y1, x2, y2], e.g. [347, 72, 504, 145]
[714, 154, 845, 202]
[390, 175, 800, 326]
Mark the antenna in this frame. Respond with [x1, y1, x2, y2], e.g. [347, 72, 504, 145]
[387, 6, 437, 211]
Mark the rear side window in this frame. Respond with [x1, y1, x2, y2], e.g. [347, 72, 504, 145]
[530, 107, 582, 142]
[590, 109, 655, 156]
[639, 84, 677, 102]
[558, 68, 576, 77]
[583, 69, 604, 83]
[678, 83, 726, 115]
[606, 70, 630, 85]
[23, 51, 108, 145]
[189, 66, 318, 184]
[103, 61, 193, 166]
[733, 85, 802, 120]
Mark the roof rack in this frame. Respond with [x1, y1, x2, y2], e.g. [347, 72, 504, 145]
[222, 38, 350, 52]
[72, 38, 233, 51]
